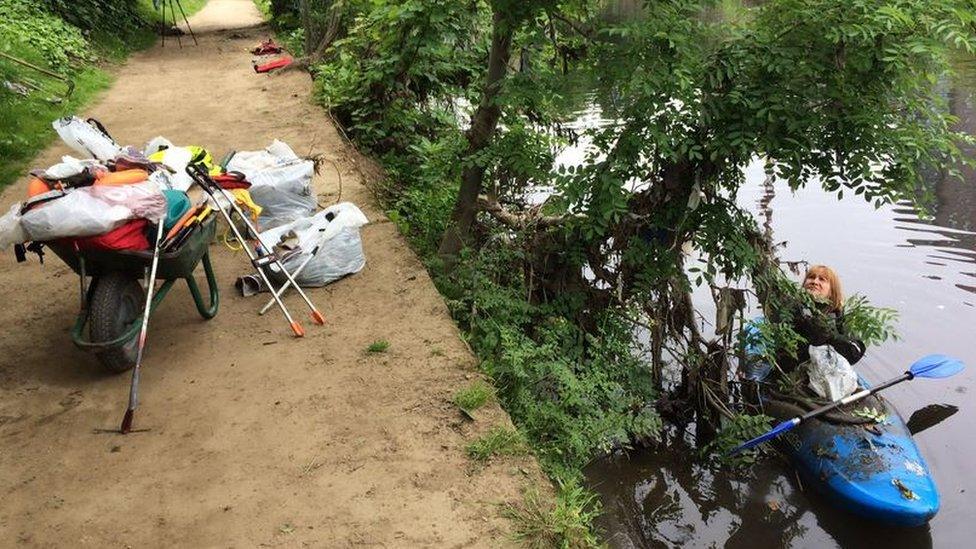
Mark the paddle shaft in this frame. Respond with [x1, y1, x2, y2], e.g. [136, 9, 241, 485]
[799, 372, 912, 423]
[732, 355, 964, 455]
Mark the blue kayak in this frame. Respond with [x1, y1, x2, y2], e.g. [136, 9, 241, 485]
[769, 378, 940, 527]
[742, 320, 939, 525]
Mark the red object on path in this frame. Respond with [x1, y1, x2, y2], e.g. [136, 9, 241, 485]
[253, 55, 293, 74]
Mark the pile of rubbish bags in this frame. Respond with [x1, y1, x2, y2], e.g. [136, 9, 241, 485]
[0, 116, 368, 288]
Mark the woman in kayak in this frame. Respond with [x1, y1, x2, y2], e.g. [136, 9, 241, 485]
[745, 264, 866, 381]
[791, 264, 866, 366]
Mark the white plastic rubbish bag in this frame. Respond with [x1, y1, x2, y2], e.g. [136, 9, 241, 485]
[53, 117, 122, 161]
[36, 156, 103, 180]
[226, 141, 317, 229]
[248, 162, 318, 229]
[226, 139, 300, 172]
[806, 345, 858, 401]
[143, 136, 175, 156]
[258, 202, 369, 287]
[147, 146, 195, 191]
[0, 204, 27, 250]
[20, 182, 167, 241]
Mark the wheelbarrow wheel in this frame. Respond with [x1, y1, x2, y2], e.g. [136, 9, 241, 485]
[89, 273, 143, 374]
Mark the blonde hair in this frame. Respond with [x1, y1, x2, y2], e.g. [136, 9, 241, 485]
[805, 265, 844, 312]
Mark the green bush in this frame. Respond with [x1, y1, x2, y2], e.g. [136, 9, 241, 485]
[504, 481, 603, 549]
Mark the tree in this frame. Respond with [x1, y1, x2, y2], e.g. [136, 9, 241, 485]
[277, 0, 975, 470]
[436, 0, 598, 268]
[532, 0, 975, 421]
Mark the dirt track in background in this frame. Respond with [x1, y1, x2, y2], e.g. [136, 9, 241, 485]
[0, 1, 544, 546]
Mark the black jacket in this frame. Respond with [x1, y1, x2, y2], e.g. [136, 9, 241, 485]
[776, 305, 866, 374]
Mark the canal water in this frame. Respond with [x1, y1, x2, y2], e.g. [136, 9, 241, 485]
[574, 60, 976, 548]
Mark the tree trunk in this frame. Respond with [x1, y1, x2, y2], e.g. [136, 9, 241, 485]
[299, 0, 325, 55]
[437, 10, 514, 269]
[269, 0, 292, 19]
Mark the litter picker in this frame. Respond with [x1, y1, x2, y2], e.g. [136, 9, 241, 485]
[185, 164, 325, 336]
[259, 212, 339, 315]
[258, 229, 327, 316]
[119, 219, 167, 434]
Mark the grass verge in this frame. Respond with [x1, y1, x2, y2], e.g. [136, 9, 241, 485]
[0, 0, 208, 191]
[465, 426, 528, 463]
[504, 482, 604, 548]
[453, 380, 494, 413]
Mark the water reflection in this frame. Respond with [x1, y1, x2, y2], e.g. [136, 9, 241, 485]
[587, 430, 936, 548]
[577, 56, 976, 549]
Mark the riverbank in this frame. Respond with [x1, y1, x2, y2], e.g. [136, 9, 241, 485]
[0, 1, 547, 546]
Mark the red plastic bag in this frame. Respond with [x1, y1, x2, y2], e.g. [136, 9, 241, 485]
[72, 219, 150, 252]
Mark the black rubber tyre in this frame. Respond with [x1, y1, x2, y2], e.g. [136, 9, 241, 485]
[89, 273, 144, 374]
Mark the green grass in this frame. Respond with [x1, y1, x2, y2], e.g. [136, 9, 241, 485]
[504, 483, 604, 549]
[366, 340, 390, 353]
[453, 380, 494, 413]
[465, 425, 527, 462]
[0, 0, 210, 191]
[0, 47, 113, 190]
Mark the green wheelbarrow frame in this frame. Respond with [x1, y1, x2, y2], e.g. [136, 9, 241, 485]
[47, 216, 219, 355]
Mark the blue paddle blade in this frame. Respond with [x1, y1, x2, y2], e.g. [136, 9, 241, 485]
[730, 418, 799, 455]
[909, 354, 965, 379]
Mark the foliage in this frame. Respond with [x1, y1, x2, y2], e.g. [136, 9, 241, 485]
[43, 0, 147, 37]
[267, 0, 976, 541]
[453, 380, 495, 412]
[843, 294, 900, 346]
[700, 413, 773, 466]
[0, 1, 93, 70]
[0, 0, 191, 190]
[365, 339, 390, 353]
[442, 241, 661, 479]
[503, 480, 604, 549]
[465, 425, 529, 462]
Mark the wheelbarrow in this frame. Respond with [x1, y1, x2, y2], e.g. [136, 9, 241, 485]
[46, 215, 219, 373]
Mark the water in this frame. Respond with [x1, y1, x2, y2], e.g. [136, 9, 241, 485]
[575, 61, 976, 549]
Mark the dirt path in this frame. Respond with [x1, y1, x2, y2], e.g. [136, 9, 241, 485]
[0, 2, 544, 546]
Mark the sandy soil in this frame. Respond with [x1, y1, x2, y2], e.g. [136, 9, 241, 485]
[0, 2, 546, 546]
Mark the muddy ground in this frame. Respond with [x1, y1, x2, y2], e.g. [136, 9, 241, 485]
[0, 1, 544, 546]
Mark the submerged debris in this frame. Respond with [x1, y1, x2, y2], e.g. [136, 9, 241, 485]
[892, 478, 919, 500]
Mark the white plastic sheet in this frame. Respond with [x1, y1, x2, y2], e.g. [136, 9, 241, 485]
[38, 156, 103, 180]
[20, 182, 167, 241]
[807, 344, 858, 401]
[53, 117, 122, 161]
[0, 204, 27, 250]
[258, 202, 369, 287]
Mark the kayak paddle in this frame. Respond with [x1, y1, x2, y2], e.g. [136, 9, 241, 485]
[730, 354, 965, 455]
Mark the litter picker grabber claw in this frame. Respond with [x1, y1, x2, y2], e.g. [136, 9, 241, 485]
[258, 230, 326, 316]
[185, 164, 325, 335]
[120, 219, 167, 434]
